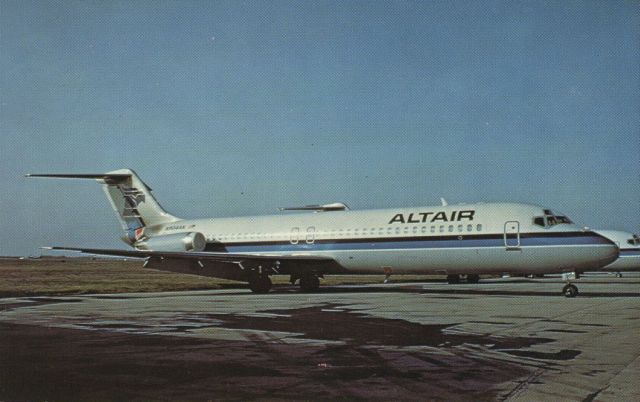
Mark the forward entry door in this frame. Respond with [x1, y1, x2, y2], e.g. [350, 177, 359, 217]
[504, 221, 520, 249]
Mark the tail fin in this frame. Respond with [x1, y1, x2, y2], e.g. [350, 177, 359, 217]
[26, 169, 179, 244]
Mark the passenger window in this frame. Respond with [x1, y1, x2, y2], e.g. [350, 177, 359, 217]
[430, 226, 436, 233]
[439, 225, 445, 233]
[457, 224, 463, 232]
[412, 226, 418, 233]
[476, 224, 483, 231]
[395, 227, 401, 234]
[421, 226, 427, 233]
[467, 224, 473, 232]
[448, 225, 454, 232]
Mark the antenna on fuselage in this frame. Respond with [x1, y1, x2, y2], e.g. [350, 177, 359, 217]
[278, 202, 350, 213]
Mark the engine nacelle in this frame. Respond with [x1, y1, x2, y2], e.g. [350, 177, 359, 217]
[136, 232, 206, 252]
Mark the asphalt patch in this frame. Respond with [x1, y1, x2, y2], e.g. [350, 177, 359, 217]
[502, 349, 581, 361]
[201, 303, 555, 351]
[0, 322, 535, 401]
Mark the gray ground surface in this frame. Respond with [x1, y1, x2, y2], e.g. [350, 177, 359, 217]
[1, 275, 639, 401]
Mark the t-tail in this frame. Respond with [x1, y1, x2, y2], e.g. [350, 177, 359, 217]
[25, 169, 179, 244]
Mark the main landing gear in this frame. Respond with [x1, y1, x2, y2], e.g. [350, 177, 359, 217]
[248, 273, 272, 293]
[561, 272, 580, 298]
[290, 273, 321, 292]
[300, 275, 320, 292]
[447, 274, 480, 284]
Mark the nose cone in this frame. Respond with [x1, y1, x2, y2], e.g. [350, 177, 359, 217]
[585, 232, 619, 270]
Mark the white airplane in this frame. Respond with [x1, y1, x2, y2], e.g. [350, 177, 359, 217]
[593, 230, 640, 275]
[26, 169, 618, 297]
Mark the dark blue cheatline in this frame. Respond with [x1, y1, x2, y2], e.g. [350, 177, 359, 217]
[206, 232, 612, 254]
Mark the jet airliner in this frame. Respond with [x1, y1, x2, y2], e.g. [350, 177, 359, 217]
[26, 169, 618, 297]
[593, 230, 640, 275]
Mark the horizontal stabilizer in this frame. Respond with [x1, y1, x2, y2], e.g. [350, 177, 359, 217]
[25, 173, 133, 186]
[26, 169, 176, 232]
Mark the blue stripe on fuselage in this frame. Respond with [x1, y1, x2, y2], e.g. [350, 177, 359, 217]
[214, 233, 611, 254]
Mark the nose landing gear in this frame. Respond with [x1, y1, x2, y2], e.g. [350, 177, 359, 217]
[561, 272, 579, 298]
[562, 283, 579, 298]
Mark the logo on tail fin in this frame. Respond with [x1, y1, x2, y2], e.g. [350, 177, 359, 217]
[122, 187, 146, 207]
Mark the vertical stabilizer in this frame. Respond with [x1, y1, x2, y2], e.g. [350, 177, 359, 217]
[26, 169, 179, 243]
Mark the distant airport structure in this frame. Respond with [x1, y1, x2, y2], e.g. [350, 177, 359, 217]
[27, 169, 619, 297]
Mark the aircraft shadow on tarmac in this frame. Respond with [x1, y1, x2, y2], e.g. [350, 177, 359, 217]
[227, 283, 640, 298]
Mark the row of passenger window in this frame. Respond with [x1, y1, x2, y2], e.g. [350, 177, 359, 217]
[208, 224, 483, 242]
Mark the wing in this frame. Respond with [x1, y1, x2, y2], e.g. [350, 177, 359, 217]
[44, 246, 344, 281]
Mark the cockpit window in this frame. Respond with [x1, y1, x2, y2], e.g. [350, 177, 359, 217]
[628, 234, 640, 246]
[555, 216, 573, 224]
[533, 217, 545, 227]
[534, 211, 573, 227]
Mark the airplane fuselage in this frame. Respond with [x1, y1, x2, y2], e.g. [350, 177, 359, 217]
[140, 202, 617, 276]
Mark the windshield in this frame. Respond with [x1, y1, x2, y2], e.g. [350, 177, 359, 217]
[533, 210, 573, 228]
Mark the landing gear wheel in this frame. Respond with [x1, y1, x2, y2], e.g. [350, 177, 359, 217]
[466, 274, 480, 284]
[562, 284, 578, 298]
[248, 274, 272, 294]
[447, 274, 460, 284]
[299, 275, 320, 292]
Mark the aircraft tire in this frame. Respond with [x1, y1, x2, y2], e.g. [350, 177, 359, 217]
[447, 274, 460, 284]
[249, 274, 272, 293]
[562, 284, 578, 298]
[299, 275, 320, 292]
[467, 274, 480, 284]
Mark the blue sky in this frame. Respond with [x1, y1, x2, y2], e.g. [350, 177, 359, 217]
[1, 0, 638, 255]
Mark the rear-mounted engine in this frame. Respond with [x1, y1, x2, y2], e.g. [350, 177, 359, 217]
[135, 232, 206, 252]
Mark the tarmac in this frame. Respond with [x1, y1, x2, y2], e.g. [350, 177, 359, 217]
[1, 275, 639, 401]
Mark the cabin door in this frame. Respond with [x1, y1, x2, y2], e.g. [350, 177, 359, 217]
[503, 221, 520, 249]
